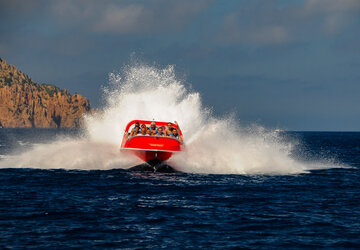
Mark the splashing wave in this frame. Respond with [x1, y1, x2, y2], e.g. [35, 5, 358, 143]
[0, 63, 340, 174]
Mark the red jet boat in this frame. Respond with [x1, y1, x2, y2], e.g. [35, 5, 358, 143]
[120, 120, 184, 165]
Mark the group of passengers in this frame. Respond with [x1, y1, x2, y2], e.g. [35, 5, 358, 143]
[129, 121, 182, 141]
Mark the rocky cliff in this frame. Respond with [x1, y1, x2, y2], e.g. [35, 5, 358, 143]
[0, 58, 90, 128]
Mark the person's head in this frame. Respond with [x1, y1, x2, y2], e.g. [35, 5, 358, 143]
[150, 121, 156, 129]
[140, 126, 146, 134]
[146, 128, 151, 135]
[167, 122, 173, 128]
[135, 122, 140, 127]
[172, 128, 178, 136]
[134, 126, 140, 132]
[158, 127, 163, 134]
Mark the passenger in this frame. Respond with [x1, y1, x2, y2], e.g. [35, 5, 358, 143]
[170, 128, 183, 144]
[157, 127, 164, 137]
[146, 128, 151, 136]
[149, 121, 157, 133]
[130, 126, 140, 136]
[170, 128, 179, 138]
[164, 122, 174, 137]
[151, 129, 157, 136]
[131, 122, 140, 133]
[139, 126, 146, 136]
[140, 124, 147, 131]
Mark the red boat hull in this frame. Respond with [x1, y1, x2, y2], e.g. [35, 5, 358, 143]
[125, 148, 174, 162]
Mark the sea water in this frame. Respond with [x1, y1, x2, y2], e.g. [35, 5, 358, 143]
[0, 63, 359, 248]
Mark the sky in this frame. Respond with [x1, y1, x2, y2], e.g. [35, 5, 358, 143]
[0, 0, 360, 131]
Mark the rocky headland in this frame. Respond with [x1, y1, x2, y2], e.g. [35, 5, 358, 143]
[0, 58, 91, 128]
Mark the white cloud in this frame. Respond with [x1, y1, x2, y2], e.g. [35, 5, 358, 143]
[93, 4, 145, 33]
[304, 0, 360, 13]
[220, 12, 292, 44]
[304, 0, 360, 34]
[50, 0, 211, 34]
[218, 0, 360, 45]
[50, 0, 99, 25]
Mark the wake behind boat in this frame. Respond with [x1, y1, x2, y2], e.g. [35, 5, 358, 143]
[120, 120, 184, 172]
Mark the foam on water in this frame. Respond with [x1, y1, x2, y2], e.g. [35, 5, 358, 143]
[0, 63, 342, 174]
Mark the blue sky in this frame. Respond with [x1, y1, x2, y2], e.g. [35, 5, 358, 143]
[1, 0, 360, 130]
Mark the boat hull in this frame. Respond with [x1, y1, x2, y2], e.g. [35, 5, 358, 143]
[121, 135, 183, 162]
[122, 148, 173, 162]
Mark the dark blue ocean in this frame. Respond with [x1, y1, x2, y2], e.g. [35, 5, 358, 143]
[1, 129, 360, 248]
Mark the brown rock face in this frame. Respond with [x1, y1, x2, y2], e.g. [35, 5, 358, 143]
[0, 58, 90, 128]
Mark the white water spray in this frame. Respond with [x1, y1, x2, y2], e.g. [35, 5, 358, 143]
[0, 63, 340, 174]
